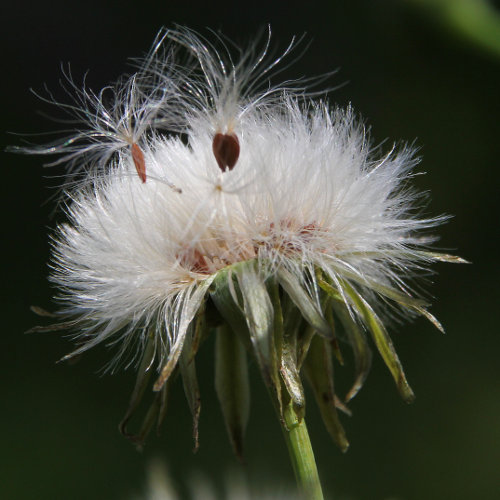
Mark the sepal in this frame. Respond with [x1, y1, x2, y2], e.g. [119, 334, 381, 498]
[304, 334, 349, 452]
[340, 280, 415, 403]
[215, 324, 250, 460]
[277, 267, 332, 339]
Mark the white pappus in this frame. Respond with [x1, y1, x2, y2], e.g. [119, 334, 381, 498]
[23, 26, 464, 450]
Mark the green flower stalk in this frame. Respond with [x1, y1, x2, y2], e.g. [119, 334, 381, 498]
[21, 27, 463, 499]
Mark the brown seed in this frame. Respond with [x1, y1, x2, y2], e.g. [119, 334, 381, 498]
[212, 133, 240, 172]
[131, 143, 146, 183]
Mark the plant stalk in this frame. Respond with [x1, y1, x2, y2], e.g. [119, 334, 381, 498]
[281, 402, 325, 500]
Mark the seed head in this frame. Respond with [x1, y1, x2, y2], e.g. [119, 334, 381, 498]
[21, 27, 464, 453]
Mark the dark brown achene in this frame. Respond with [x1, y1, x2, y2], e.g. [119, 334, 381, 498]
[212, 133, 240, 172]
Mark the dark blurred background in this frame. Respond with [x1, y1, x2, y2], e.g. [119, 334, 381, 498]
[2, 1, 499, 499]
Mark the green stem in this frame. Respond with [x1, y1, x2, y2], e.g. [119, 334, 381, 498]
[281, 402, 325, 500]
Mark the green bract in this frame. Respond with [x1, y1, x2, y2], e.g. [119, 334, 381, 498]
[118, 256, 453, 454]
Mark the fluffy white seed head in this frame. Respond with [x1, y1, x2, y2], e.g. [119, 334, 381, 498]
[16, 27, 469, 453]
[51, 104, 443, 369]
[23, 28, 458, 379]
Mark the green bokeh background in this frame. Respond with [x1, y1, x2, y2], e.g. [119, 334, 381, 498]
[2, 1, 499, 499]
